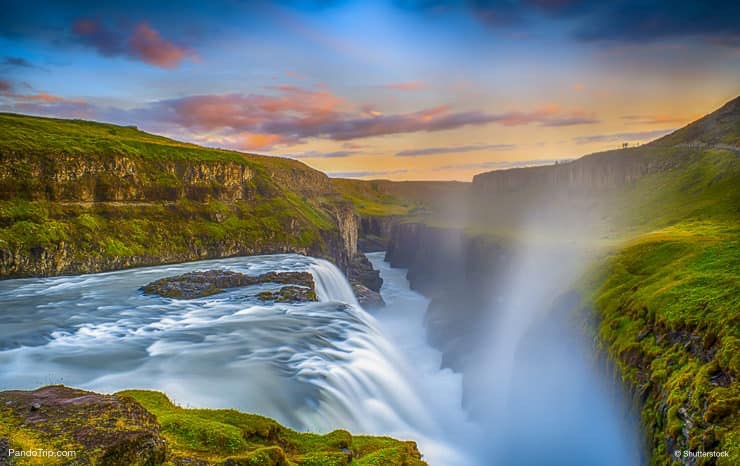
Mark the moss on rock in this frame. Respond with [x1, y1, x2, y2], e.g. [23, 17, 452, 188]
[0, 386, 426, 466]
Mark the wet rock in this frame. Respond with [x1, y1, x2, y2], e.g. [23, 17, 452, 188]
[257, 286, 317, 303]
[352, 283, 385, 309]
[347, 253, 383, 291]
[0, 386, 166, 466]
[141, 270, 315, 299]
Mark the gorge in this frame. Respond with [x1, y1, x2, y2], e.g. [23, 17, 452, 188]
[1, 96, 738, 465]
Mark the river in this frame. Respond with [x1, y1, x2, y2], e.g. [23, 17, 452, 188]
[0, 252, 640, 465]
[0, 252, 474, 465]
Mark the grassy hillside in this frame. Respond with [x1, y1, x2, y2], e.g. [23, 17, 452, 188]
[0, 113, 352, 278]
[123, 390, 425, 466]
[582, 145, 740, 464]
[0, 386, 425, 465]
[331, 178, 468, 218]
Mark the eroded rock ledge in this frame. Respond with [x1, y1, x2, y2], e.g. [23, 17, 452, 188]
[0, 385, 426, 466]
[141, 270, 316, 301]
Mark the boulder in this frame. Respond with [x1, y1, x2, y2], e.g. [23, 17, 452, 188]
[0, 385, 166, 466]
[352, 283, 385, 309]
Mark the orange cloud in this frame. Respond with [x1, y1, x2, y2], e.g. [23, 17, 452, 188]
[240, 133, 287, 150]
[129, 23, 194, 68]
[620, 114, 691, 125]
[17, 92, 66, 102]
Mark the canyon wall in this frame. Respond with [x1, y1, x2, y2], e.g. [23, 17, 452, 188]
[0, 148, 364, 279]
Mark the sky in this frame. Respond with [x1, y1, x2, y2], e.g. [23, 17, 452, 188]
[1, 0, 738, 181]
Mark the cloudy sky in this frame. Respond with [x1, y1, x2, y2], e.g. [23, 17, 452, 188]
[1, 0, 738, 180]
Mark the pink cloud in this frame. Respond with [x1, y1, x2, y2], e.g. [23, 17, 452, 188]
[381, 81, 427, 91]
[72, 19, 195, 68]
[140, 88, 599, 147]
[129, 23, 193, 68]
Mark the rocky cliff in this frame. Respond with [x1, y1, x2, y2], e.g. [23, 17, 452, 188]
[384, 222, 509, 371]
[0, 113, 368, 281]
[0, 385, 426, 466]
[472, 146, 683, 195]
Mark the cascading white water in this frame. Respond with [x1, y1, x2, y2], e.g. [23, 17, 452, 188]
[0, 253, 474, 465]
[309, 258, 360, 306]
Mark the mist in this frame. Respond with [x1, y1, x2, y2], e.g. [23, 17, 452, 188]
[429, 181, 644, 465]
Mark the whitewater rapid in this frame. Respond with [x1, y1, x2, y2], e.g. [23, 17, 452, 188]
[0, 253, 475, 465]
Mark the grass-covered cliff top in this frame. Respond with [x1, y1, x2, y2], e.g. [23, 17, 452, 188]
[0, 113, 356, 278]
[0, 385, 426, 465]
[0, 112, 308, 172]
[331, 178, 468, 217]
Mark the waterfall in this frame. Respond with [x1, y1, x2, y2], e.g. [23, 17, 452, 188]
[301, 258, 437, 433]
[0, 253, 474, 465]
[308, 258, 359, 306]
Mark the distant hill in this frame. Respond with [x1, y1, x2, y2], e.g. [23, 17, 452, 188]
[651, 96, 740, 148]
[472, 95, 739, 196]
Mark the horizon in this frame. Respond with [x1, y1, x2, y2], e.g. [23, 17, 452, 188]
[1, 0, 738, 181]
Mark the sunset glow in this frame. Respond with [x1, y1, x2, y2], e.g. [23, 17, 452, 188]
[1, 0, 738, 180]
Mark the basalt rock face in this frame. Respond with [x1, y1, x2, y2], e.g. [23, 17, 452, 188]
[358, 215, 399, 252]
[0, 156, 360, 280]
[0, 152, 257, 203]
[0, 386, 166, 466]
[385, 222, 512, 371]
[472, 150, 678, 195]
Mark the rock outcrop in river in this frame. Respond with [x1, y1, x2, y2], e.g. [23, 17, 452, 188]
[141, 269, 317, 300]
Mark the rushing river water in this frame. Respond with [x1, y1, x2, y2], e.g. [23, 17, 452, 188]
[0, 252, 474, 464]
[0, 251, 640, 465]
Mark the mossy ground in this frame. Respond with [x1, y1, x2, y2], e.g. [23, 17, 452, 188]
[120, 390, 426, 466]
[572, 148, 739, 465]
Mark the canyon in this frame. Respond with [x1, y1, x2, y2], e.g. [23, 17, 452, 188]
[0, 96, 738, 465]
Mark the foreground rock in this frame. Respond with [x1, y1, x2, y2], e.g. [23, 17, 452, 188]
[0, 385, 165, 466]
[0, 386, 426, 466]
[141, 270, 315, 300]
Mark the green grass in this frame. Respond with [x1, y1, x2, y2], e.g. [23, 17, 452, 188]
[584, 225, 739, 465]
[120, 390, 426, 465]
[0, 113, 350, 277]
[574, 147, 739, 465]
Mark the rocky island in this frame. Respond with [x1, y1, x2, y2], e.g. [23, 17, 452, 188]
[141, 269, 317, 301]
